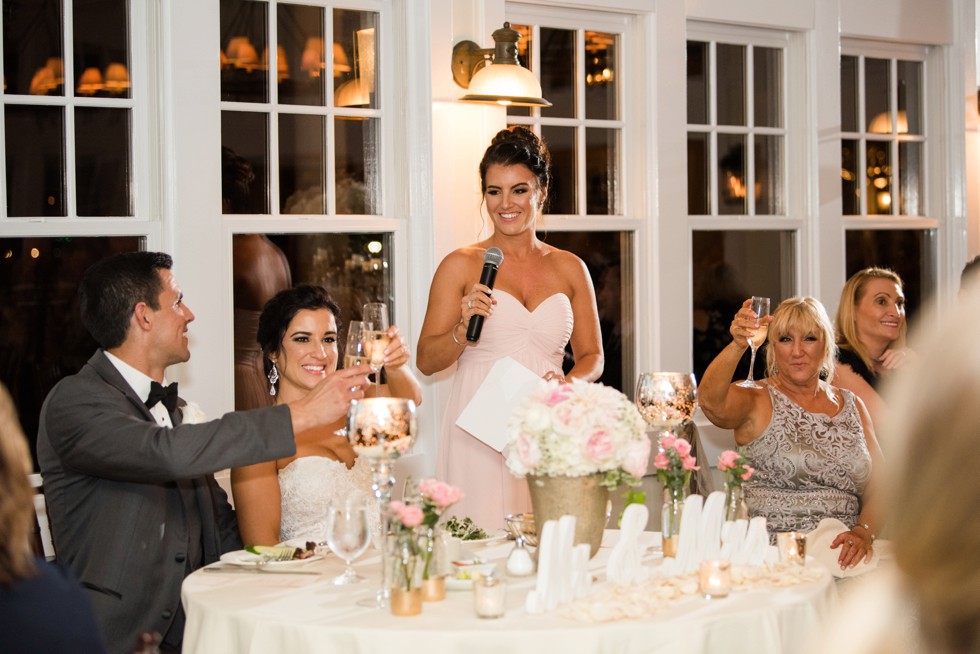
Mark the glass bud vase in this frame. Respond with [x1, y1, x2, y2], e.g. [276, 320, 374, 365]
[389, 531, 422, 616]
[724, 482, 748, 522]
[661, 486, 686, 558]
[418, 526, 446, 602]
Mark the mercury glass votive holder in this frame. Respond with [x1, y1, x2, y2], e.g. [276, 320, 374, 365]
[776, 532, 807, 566]
[698, 560, 732, 599]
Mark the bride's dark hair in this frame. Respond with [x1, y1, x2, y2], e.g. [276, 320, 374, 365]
[478, 126, 551, 202]
[257, 285, 342, 385]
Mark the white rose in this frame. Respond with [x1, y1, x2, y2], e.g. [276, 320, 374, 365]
[521, 403, 552, 433]
[180, 401, 208, 425]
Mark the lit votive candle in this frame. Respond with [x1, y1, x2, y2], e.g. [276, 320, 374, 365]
[473, 575, 507, 619]
[699, 560, 732, 599]
[777, 531, 807, 566]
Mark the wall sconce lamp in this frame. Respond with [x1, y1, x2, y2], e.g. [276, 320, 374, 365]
[451, 22, 551, 107]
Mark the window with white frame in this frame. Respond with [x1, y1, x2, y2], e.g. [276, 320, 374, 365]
[504, 4, 634, 393]
[219, 0, 395, 410]
[0, 0, 150, 465]
[840, 43, 935, 318]
[687, 25, 797, 383]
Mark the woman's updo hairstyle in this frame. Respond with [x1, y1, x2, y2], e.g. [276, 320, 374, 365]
[478, 126, 551, 201]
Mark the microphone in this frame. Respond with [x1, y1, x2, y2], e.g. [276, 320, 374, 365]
[466, 247, 504, 342]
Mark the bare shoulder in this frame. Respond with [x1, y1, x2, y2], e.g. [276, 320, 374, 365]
[543, 246, 591, 282]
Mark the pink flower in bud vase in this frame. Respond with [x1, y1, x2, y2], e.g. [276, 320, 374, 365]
[741, 466, 755, 481]
[718, 450, 739, 470]
[654, 452, 669, 470]
[661, 434, 677, 450]
[420, 479, 464, 509]
[673, 438, 692, 457]
[682, 455, 700, 471]
[388, 501, 423, 528]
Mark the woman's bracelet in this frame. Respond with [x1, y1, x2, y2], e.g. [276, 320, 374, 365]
[450, 320, 466, 347]
[854, 522, 876, 541]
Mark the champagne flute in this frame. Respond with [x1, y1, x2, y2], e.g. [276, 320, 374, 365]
[736, 296, 771, 389]
[325, 496, 372, 585]
[344, 321, 372, 370]
[361, 303, 390, 392]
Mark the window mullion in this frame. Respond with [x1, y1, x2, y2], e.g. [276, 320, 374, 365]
[708, 41, 718, 217]
[746, 44, 756, 217]
[65, 0, 77, 220]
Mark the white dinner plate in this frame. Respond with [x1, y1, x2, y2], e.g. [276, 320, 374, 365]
[219, 549, 323, 568]
[457, 531, 509, 547]
[445, 576, 474, 591]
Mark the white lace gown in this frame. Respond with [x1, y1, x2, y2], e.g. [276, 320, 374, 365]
[277, 456, 379, 544]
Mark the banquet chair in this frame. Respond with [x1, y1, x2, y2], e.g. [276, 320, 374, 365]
[29, 473, 57, 561]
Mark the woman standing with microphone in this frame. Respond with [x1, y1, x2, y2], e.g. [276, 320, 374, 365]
[417, 127, 603, 529]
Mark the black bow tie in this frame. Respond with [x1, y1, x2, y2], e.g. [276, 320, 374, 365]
[146, 381, 178, 414]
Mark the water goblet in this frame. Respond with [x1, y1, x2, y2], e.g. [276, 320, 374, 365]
[325, 496, 372, 585]
[736, 296, 771, 389]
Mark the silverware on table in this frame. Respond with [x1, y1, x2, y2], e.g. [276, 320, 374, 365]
[203, 565, 321, 576]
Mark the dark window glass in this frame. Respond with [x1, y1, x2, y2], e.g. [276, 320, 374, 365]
[585, 127, 618, 215]
[687, 132, 709, 215]
[232, 232, 393, 410]
[753, 46, 781, 128]
[840, 55, 859, 132]
[536, 231, 631, 393]
[897, 60, 922, 135]
[335, 117, 379, 214]
[755, 135, 782, 215]
[899, 141, 922, 216]
[845, 229, 934, 321]
[5, 106, 65, 217]
[864, 58, 890, 133]
[220, 0, 268, 103]
[540, 125, 576, 214]
[280, 113, 325, 214]
[2, 0, 63, 97]
[866, 140, 891, 215]
[841, 139, 860, 215]
[540, 27, 575, 119]
[687, 41, 708, 125]
[0, 235, 143, 468]
[692, 230, 795, 384]
[73, 0, 130, 99]
[333, 9, 379, 110]
[75, 107, 132, 216]
[221, 111, 270, 214]
[584, 31, 617, 121]
[716, 43, 746, 126]
[277, 4, 324, 106]
[717, 133, 747, 215]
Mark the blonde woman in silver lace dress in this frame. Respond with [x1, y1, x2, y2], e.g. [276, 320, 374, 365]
[699, 296, 885, 571]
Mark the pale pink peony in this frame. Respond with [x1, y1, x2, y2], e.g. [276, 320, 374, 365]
[718, 450, 740, 470]
[622, 438, 651, 479]
[420, 479, 464, 509]
[585, 430, 615, 463]
[673, 438, 692, 457]
[516, 433, 542, 469]
[543, 385, 572, 407]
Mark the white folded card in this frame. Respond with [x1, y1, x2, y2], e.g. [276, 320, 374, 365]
[455, 356, 543, 452]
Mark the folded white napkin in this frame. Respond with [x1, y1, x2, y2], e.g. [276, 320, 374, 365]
[721, 519, 748, 562]
[805, 518, 880, 578]
[744, 517, 769, 566]
[606, 504, 649, 585]
[697, 491, 725, 562]
[662, 494, 703, 575]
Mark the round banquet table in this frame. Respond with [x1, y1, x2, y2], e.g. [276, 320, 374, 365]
[181, 532, 838, 654]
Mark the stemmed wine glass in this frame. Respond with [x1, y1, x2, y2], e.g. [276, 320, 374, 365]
[735, 296, 771, 389]
[346, 397, 417, 609]
[361, 303, 390, 393]
[635, 372, 698, 450]
[325, 495, 372, 585]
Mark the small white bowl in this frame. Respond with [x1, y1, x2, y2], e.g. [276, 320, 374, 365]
[451, 559, 497, 578]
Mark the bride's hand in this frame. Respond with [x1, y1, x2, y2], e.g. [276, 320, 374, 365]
[382, 326, 411, 370]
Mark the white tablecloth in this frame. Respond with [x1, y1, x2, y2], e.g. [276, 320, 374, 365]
[182, 532, 838, 654]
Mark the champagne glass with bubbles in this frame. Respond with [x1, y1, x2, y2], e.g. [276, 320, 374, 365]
[325, 495, 372, 585]
[344, 321, 371, 370]
[736, 296, 771, 389]
[361, 303, 390, 392]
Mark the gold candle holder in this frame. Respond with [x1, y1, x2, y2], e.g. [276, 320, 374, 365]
[389, 587, 422, 616]
[421, 576, 446, 602]
[776, 531, 807, 566]
[698, 560, 732, 599]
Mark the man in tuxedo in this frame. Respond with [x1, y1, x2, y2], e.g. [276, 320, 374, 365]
[37, 251, 371, 653]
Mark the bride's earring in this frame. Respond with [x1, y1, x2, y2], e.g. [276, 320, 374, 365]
[268, 360, 279, 396]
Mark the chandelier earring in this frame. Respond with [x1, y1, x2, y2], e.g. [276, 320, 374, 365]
[268, 360, 280, 396]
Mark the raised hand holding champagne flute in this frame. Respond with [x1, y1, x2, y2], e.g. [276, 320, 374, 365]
[736, 296, 771, 389]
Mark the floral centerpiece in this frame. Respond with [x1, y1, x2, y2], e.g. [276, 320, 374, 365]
[653, 435, 699, 557]
[506, 379, 651, 556]
[416, 479, 463, 600]
[385, 500, 423, 616]
[717, 450, 754, 522]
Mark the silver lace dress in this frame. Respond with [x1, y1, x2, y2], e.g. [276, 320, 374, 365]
[741, 384, 872, 537]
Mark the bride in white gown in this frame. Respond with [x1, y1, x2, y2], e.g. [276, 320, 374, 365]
[231, 285, 422, 545]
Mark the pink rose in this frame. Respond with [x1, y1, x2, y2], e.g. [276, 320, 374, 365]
[420, 479, 464, 509]
[673, 438, 692, 457]
[681, 455, 700, 471]
[653, 452, 669, 470]
[718, 450, 739, 470]
[585, 430, 615, 463]
[543, 386, 572, 407]
[661, 435, 676, 450]
[623, 438, 651, 479]
[741, 466, 754, 481]
[516, 433, 541, 469]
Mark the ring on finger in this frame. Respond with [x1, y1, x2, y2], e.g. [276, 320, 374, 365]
[847, 539, 853, 546]
[467, 300, 472, 309]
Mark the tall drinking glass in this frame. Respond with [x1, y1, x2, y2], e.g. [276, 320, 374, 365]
[344, 321, 371, 369]
[736, 296, 771, 389]
[362, 303, 390, 393]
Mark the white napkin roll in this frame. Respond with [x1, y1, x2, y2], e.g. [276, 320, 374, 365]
[744, 517, 769, 566]
[698, 491, 725, 562]
[606, 503, 649, 585]
[805, 518, 880, 578]
[674, 494, 704, 574]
